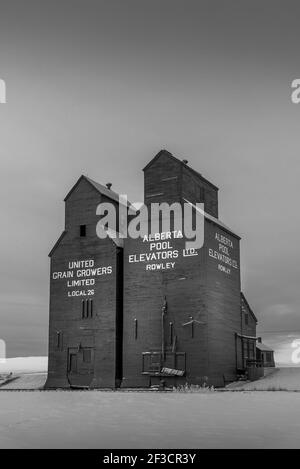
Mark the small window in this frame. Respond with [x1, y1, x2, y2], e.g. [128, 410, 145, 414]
[245, 313, 249, 326]
[266, 352, 272, 362]
[80, 225, 86, 237]
[82, 299, 93, 319]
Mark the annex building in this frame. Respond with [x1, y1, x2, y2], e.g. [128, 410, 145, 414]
[45, 150, 274, 389]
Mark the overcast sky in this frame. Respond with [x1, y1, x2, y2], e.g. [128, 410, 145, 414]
[0, 0, 299, 361]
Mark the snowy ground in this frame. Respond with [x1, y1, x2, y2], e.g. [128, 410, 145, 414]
[0, 373, 47, 389]
[0, 357, 47, 389]
[0, 391, 300, 448]
[227, 367, 300, 391]
[0, 357, 47, 374]
[1, 363, 300, 448]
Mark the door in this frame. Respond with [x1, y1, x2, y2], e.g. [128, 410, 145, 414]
[67, 347, 94, 387]
[69, 353, 77, 373]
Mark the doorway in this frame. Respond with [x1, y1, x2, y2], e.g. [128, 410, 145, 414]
[67, 347, 94, 387]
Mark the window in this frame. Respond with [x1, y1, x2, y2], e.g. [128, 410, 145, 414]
[80, 224, 86, 237]
[82, 299, 93, 319]
[266, 352, 272, 362]
[245, 313, 249, 326]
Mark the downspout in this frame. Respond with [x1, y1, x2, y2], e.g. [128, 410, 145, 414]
[161, 296, 167, 362]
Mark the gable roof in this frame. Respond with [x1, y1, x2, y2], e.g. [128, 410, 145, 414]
[241, 292, 258, 323]
[48, 227, 123, 257]
[48, 230, 67, 257]
[64, 175, 131, 208]
[183, 198, 240, 240]
[256, 342, 274, 352]
[96, 225, 124, 248]
[49, 173, 129, 257]
[143, 149, 219, 191]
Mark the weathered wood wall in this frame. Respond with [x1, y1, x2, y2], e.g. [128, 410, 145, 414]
[45, 178, 122, 389]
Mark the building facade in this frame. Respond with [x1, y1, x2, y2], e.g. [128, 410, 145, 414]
[45, 150, 273, 389]
[45, 176, 124, 388]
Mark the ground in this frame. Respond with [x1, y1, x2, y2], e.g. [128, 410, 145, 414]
[0, 372, 47, 389]
[0, 356, 47, 374]
[0, 363, 299, 391]
[0, 390, 300, 448]
[226, 367, 300, 391]
[1, 364, 300, 448]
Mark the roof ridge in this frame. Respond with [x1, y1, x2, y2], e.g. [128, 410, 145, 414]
[143, 149, 219, 191]
[183, 198, 240, 239]
[64, 174, 131, 208]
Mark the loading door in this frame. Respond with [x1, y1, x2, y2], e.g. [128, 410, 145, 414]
[67, 347, 94, 387]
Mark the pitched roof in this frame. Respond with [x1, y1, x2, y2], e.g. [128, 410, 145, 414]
[241, 292, 258, 323]
[256, 342, 274, 352]
[48, 230, 67, 257]
[183, 198, 241, 240]
[64, 175, 131, 208]
[96, 225, 124, 248]
[143, 149, 219, 191]
[48, 227, 123, 257]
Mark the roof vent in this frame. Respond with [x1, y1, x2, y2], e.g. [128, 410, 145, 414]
[182, 159, 188, 165]
[106, 183, 112, 190]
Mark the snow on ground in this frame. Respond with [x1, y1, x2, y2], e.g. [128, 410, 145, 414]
[0, 391, 300, 448]
[0, 373, 47, 389]
[227, 367, 300, 391]
[0, 357, 47, 374]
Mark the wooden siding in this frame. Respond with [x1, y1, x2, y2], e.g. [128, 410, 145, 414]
[45, 179, 122, 388]
[47, 151, 246, 388]
[144, 151, 218, 217]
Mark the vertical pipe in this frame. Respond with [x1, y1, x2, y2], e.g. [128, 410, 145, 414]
[134, 319, 138, 339]
[161, 297, 167, 361]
